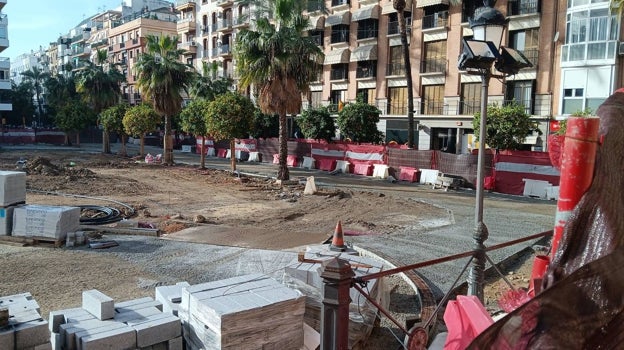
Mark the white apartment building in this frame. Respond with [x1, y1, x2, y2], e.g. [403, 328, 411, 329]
[0, 0, 11, 115]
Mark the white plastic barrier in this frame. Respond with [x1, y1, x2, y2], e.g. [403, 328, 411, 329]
[335, 160, 350, 173]
[420, 169, 440, 185]
[207, 147, 216, 157]
[248, 152, 261, 162]
[372, 164, 389, 179]
[302, 156, 315, 169]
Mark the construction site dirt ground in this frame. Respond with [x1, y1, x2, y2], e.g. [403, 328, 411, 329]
[0, 147, 545, 348]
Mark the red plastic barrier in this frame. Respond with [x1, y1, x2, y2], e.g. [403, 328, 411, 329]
[272, 154, 279, 164]
[353, 164, 373, 176]
[399, 167, 419, 182]
[528, 255, 550, 297]
[287, 155, 298, 167]
[316, 158, 336, 171]
[551, 117, 599, 258]
[217, 149, 228, 158]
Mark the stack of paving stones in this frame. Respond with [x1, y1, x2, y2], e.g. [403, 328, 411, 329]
[177, 274, 305, 350]
[49, 289, 181, 350]
[283, 247, 389, 349]
[12, 205, 81, 242]
[0, 170, 26, 236]
[0, 292, 51, 350]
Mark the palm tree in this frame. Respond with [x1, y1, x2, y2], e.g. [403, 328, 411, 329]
[392, 0, 416, 148]
[134, 35, 195, 165]
[75, 49, 126, 153]
[189, 61, 232, 100]
[21, 67, 50, 127]
[235, 0, 324, 180]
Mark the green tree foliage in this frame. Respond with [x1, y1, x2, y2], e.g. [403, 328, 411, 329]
[336, 100, 384, 143]
[7, 82, 35, 127]
[134, 35, 195, 165]
[100, 103, 130, 155]
[296, 106, 335, 142]
[179, 99, 211, 168]
[235, 0, 324, 180]
[123, 104, 160, 156]
[249, 110, 279, 139]
[55, 99, 96, 146]
[44, 74, 79, 123]
[473, 102, 541, 151]
[206, 92, 256, 171]
[20, 67, 50, 126]
[189, 61, 232, 100]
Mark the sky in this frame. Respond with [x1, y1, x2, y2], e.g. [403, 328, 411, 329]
[4, 0, 124, 61]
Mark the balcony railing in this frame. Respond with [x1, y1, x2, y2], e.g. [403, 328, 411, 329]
[421, 58, 447, 74]
[357, 28, 378, 40]
[503, 99, 533, 115]
[330, 31, 349, 44]
[386, 62, 406, 76]
[422, 101, 445, 115]
[388, 19, 412, 36]
[507, 0, 539, 16]
[217, 19, 232, 31]
[212, 44, 231, 56]
[310, 34, 323, 46]
[519, 48, 538, 67]
[422, 11, 448, 30]
[459, 100, 481, 115]
[356, 66, 376, 79]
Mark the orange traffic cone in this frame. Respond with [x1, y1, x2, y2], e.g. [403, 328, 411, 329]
[330, 220, 346, 251]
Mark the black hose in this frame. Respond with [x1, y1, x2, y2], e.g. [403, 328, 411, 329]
[78, 205, 122, 225]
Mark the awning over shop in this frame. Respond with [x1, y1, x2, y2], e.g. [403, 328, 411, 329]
[350, 44, 377, 62]
[415, 0, 449, 8]
[352, 5, 379, 21]
[325, 11, 351, 27]
[324, 48, 351, 65]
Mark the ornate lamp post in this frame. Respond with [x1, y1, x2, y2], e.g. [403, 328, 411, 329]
[458, 0, 531, 301]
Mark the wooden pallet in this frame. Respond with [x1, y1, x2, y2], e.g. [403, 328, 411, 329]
[0, 235, 63, 248]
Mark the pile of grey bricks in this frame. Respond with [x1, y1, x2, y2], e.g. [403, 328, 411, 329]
[50, 290, 181, 350]
[0, 170, 26, 236]
[0, 292, 50, 350]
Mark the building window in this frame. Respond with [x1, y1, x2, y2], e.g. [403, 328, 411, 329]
[310, 91, 323, 108]
[422, 5, 448, 30]
[357, 88, 376, 106]
[422, 85, 444, 115]
[562, 6, 619, 62]
[309, 30, 324, 46]
[460, 83, 480, 115]
[331, 25, 349, 44]
[330, 63, 348, 81]
[387, 46, 405, 76]
[388, 87, 407, 115]
[562, 88, 584, 114]
[422, 40, 447, 73]
[509, 28, 539, 66]
[329, 90, 346, 112]
[357, 19, 378, 40]
[356, 60, 376, 79]
[387, 12, 411, 36]
[506, 80, 534, 115]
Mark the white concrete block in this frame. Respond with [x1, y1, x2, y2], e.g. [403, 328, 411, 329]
[0, 326, 14, 350]
[167, 336, 183, 350]
[82, 290, 114, 321]
[79, 327, 136, 350]
[60, 319, 116, 350]
[0, 171, 26, 206]
[14, 318, 50, 349]
[50, 332, 62, 350]
[114, 306, 163, 324]
[114, 297, 162, 313]
[132, 315, 181, 347]
[49, 307, 85, 333]
[34, 342, 52, 350]
[155, 283, 187, 316]
[73, 323, 130, 350]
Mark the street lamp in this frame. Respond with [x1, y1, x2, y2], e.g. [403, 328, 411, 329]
[458, 0, 532, 301]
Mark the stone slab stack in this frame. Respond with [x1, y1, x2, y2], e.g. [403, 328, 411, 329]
[179, 273, 305, 350]
[283, 247, 389, 349]
[0, 171, 26, 236]
[49, 290, 181, 350]
[0, 293, 51, 350]
[12, 205, 80, 241]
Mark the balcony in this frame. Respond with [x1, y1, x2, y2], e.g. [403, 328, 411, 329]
[212, 44, 231, 56]
[175, 0, 196, 11]
[178, 41, 198, 55]
[232, 16, 248, 28]
[503, 99, 533, 115]
[386, 62, 405, 76]
[356, 66, 376, 79]
[331, 0, 349, 10]
[357, 28, 378, 40]
[216, 0, 233, 7]
[519, 48, 538, 67]
[422, 101, 445, 115]
[330, 31, 349, 44]
[330, 69, 348, 81]
[216, 19, 232, 32]
[507, 0, 539, 16]
[388, 19, 412, 36]
[422, 11, 448, 30]
[310, 34, 323, 46]
[91, 39, 109, 48]
[177, 17, 197, 33]
[459, 100, 480, 115]
[421, 58, 446, 74]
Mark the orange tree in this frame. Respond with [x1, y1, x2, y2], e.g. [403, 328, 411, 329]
[122, 104, 160, 156]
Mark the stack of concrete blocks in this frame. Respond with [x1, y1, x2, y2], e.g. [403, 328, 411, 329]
[283, 247, 389, 349]
[49, 290, 182, 350]
[155, 282, 190, 317]
[0, 292, 51, 350]
[12, 205, 80, 242]
[0, 171, 26, 236]
[178, 273, 305, 350]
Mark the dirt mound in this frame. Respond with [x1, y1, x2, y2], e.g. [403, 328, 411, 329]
[26, 157, 62, 175]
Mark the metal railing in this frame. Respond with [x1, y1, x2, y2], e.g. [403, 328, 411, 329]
[459, 100, 481, 115]
[421, 58, 447, 74]
[330, 69, 348, 81]
[422, 11, 448, 30]
[507, 0, 539, 16]
[388, 19, 412, 36]
[386, 62, 406, 76]
[422, 101, 445, 115]
[357, 28, 378, 40]
[520, 48, 539, 67]
[356, 66, 376, 79]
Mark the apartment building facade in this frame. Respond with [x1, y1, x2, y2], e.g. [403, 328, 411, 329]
[0, 0, 10, 116]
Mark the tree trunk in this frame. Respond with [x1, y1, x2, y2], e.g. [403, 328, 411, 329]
[35, 87, 43, 126]
[230, 139, 237, 172]
[200, 136, 206, 169]
[76, 132, 81, 146]
[398, 9, 416, 149]
[277, 113, 289, 180]
[119, 134, 127, 157]
[140, 133, 145, 156]
[102, 130, 111, 153]
[163, 115, 174, 165]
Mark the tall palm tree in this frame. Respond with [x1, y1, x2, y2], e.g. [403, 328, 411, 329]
[134, 35, 195, 165]
[393, 0, 415, 148]
[75, 49, 126, 153]
[235, 0, 324, 180]
[21, 67, 50, 127]
[189, 61, 232, 100]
